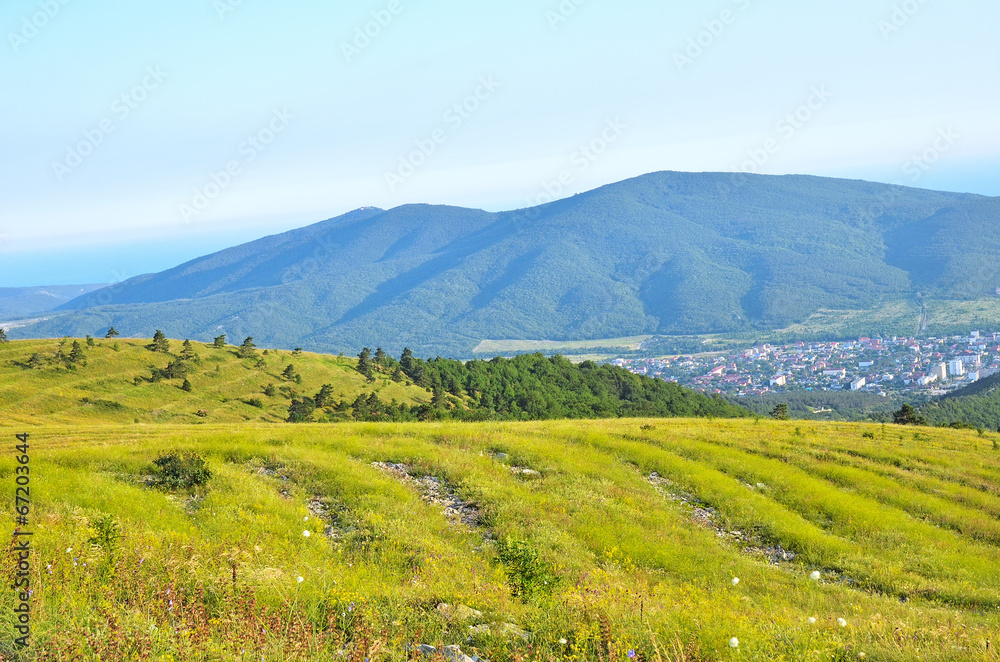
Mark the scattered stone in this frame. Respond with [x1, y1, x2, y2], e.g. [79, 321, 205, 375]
[468, 623, 530, 641]
[414, 643, 485, 662]
[648, 472, 795, 566]
[373, 462, 480, 527]
[437, 603, 483, 622]
[511, 467, 540, 477]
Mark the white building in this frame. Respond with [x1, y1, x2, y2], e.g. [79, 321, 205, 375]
[918, 374, 938, 386]
[949, 359, 965, 377]
[850, 377, 866, 391]
[933, 363, 948, 381]
[770, 375, 787, 387]
[823, 369, 847, 378]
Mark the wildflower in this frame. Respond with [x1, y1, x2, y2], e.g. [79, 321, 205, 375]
[731, 577, 740, 586]
[349, 602, 355, 612]
[297, 576, 304, 583]
[858, 654, 866, 659]
[838, 618, 847, 627]
[304, 516, 309, 521]
[810, 571, 821, 580]
[66, 548, 72, 554]
[628, 650, 636, 659]
[303, 530, 311, 538]
[808, 617, 816, 624]
[730, 637, 739, 648]
[559, 639, 568, 645]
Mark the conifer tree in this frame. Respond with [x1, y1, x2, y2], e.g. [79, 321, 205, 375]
[238, 337, 257, 359]
[68, 341, 85, 364]
[180, 340, 196, 361]
[314, 384, 335, 408]
[150, 330, 170, 353]
[105, 326, 119, 339]
[0, 328, 7, 343]
[213, 334, 227, 348]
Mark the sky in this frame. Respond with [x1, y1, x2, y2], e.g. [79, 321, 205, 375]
[2, 0, 1000, 286]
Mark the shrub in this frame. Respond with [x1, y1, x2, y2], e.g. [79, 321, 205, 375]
[495, 537, 559, 601]
[246, 397, 264, 408]
[152, 452, 212, 489]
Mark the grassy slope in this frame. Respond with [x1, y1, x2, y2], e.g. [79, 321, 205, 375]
[1, 418, 998, 660]
[0, 339, 431, 426]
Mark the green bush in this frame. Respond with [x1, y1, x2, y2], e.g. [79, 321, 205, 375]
[152, 452, 212, 489]
[495, 537, 559, 601]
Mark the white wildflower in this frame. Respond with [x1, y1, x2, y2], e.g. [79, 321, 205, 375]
[729, 637, 739, 648]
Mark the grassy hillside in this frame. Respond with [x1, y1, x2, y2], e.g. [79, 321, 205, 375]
[1, 419, 998, 660]
[0, 337, 432, 426]
[0, 339, 744, 426]
[11, 172, 1000, 356]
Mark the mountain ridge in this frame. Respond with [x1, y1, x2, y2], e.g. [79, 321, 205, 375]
[9, 170, 1000, 356]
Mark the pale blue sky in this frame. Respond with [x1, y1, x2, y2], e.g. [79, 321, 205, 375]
[2, 0, 1000, 285]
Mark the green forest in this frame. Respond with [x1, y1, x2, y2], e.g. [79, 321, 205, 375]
[293, 347, 748, 423]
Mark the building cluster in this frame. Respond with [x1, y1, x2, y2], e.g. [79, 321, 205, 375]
[613, 331, 1000, 397]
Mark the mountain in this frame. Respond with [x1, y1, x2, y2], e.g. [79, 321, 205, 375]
[9, 171, 1000, 356]
[0, 284, 107, 319]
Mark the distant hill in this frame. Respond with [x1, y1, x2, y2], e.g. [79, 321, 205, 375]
[0, 284, 106, 319]
[8, 171, 1000, 355]
[921, 371, 1000, 430]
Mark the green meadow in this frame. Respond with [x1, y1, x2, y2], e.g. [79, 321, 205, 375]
[1, 341, 999, 660]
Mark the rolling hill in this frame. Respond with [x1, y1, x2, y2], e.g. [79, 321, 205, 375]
[8, 171, 1000, 356]
[0, 337, 743, 426]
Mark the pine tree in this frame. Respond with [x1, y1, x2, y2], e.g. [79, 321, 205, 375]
[181, 378, 193, 392]
[282, 364, 297, 381]
[180, 340, 196, 361]
[357, 347, 372, 377]
[391, 366, 403, 382]
[150, 330, 170, 353]
[374, 347, 387, 366]
[263, 384, 277, 397]
[770, 403, 789, 421]
[105, 326, 120, 339]
[286, 397, 316, 423]
[314, 384, 335, 408]
[238, 337, 257, 359]
[432, 386, 448, 410]
[0, 328, 7, 343]
[68, 341, 85, 364]
[213, 334, 227, 348]
[28, 353, 43, 369]
[164, 359, 188, 379]
[86, 335, 95, 347]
